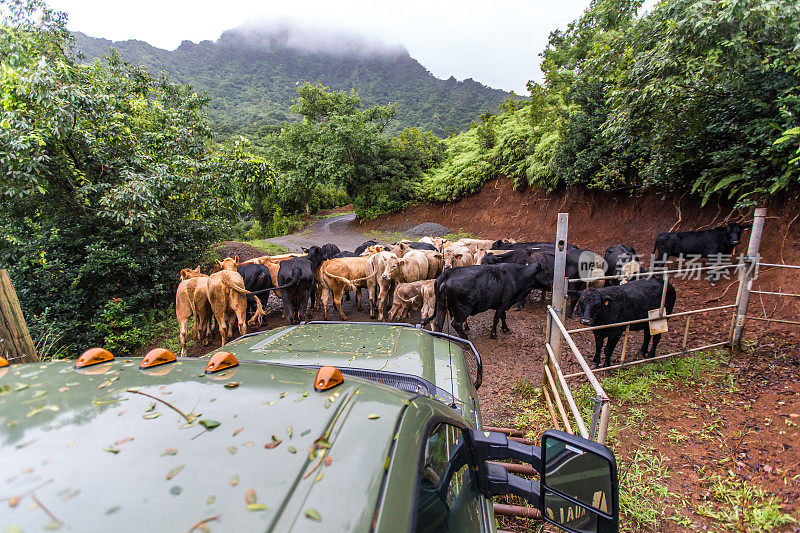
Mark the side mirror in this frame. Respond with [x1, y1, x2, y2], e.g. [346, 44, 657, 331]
[541, 430, 618, 533]
[470, 429, 618, 533]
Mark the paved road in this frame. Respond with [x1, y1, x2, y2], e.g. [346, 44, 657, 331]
[264, 213, 371, 253]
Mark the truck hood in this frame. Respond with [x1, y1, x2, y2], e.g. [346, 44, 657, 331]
[226, 323, 476, 413]
[0, 358, 411, 531]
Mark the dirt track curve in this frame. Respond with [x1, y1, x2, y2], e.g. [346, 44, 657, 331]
[264, 213, 369, 252]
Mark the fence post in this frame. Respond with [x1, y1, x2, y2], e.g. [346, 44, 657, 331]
[547, 213, 569, 366]
[0, 269, 39, 364]
[731, 207, 767, 351]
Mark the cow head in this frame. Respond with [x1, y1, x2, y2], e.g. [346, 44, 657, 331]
[391, 241, 412, 258]
[443, 247, 467, 269]
[575, 288, 609, 326]
[382, 256, 404, 280]
[216, 256, 239, 272]
[180, 266, 203, 280]
[363, 245, 384, 256]
[725, 223, 749, 247]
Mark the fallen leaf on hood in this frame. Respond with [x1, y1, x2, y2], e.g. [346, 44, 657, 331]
[229, 474, 239, 487]
[224, 382, 240, 389]
[166, 465, 185, 480]
[304, 508, 321, 522]
[245, 489, 257, 504]
[246, 503, 267, 511]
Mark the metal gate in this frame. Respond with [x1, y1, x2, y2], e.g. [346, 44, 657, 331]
[541, 207, 797, 444]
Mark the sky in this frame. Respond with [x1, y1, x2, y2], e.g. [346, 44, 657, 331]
[48, 0, 598, 94]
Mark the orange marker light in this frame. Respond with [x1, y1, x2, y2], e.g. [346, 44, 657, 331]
[0, 356, 9, 368]
[205, 351, 239, 374]
[75, 347, 114, 369]
[314, 366, 343, 392]
[140, 348, 176, 370]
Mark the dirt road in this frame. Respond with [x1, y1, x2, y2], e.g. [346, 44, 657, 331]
[263, 213, 370, 253]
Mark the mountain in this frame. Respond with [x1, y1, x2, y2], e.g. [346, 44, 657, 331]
[73, 23, 514, 140]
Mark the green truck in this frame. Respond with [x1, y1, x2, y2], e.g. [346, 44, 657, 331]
[1, 322, 618, 532]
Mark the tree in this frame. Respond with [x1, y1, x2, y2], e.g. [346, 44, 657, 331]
[0, 0, 271, 353]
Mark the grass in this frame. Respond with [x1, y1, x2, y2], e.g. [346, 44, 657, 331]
[240, 240, 291, 255]
[443, 231, 481, 241]
[696, 473, 797, 532]
[618, 447, 672, 531]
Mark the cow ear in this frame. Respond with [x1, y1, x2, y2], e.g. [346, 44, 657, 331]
[602, 297, 611, 306]
[455, 253, 462, 259]
[235, 255, 240, 263]
[215, 259, 222, 267]
[302, 247, 309, 253]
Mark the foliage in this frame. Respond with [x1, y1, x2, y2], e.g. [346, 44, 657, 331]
[0, 0, 268, 353]
[423, 0, 800, 207]
[72, 30, 512, 140]
[267, 83, 442, 220]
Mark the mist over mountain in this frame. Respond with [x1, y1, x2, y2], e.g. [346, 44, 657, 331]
[73, 22, 513, 140]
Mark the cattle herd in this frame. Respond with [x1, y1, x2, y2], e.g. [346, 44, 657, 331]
[175, 222, 749, 368]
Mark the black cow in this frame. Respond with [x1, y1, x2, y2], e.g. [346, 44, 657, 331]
[481, 247, 545, 265]
[354, 240, 380, 255]
[276, 257, 315, 325]
[237, 264, 273, 320]
[575, 278, 677, 368]
[490, 240, 579, 251]
[653, 223, 749, 260]
[423, 263, 551, 339]
[321, 243, 341, 259]
[603, 244, 641, 286]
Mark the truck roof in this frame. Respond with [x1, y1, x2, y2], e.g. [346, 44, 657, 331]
[0, 357, 413, 531]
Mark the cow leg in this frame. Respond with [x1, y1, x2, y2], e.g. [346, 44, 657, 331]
[333, 289, 348, 320]
[648, 333, 663, 358]
[592, 333, 605, 368]
[639, 329, 652, 358]
[356, 287, 364, 312]
[179, 318, 189, 357]
[452, 318, 469, 340]
[490, 310, 501, 338]
[282, 298, 293, 325]
[603, 333, 622, 367]
[235, 300, 248, 338]
[500, 309, 511, 333]
[368, 280, 377, 318]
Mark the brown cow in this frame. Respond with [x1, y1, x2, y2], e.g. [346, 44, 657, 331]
[388, 280, 436, 326]
[176, 266, 209, 357]
[318, 256, 369, 320]
[443, 244, 475, 270]
[206, 269, 266, 344]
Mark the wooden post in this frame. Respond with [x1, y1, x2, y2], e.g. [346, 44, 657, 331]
[548, 213, 569, 367]
[731, 208, 766, 351]
[0, 270, 39, 364]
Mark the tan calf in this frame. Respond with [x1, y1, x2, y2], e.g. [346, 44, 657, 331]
[318, 256, 369, 320]
[388, 280, 436, 326]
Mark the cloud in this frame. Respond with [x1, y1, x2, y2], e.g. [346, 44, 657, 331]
[219, 19, 408, 59]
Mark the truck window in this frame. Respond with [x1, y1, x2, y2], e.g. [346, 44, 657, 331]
[414, 423, 482, 532]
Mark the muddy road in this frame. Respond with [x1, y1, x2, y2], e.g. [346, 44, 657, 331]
[262, 213, 370, 253]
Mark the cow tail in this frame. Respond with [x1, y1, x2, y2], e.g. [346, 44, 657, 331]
[248, 292, 268, 326]
[221, 276, 250, 295]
